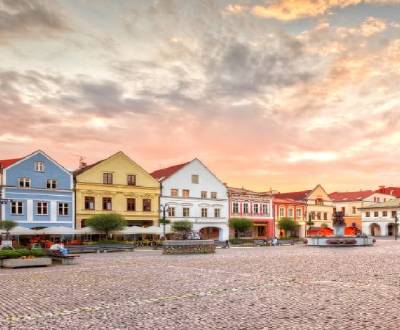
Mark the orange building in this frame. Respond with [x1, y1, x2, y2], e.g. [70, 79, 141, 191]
[273, 198, 306, 238]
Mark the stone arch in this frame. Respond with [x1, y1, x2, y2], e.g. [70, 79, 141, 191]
[370, 223, 381, 236]
[195, 224, 229, 241]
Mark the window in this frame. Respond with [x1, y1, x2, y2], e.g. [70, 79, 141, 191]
[310, 212, 316, 220]
[35, 161, 44, 172]
[279, 207, 285, 217]
[324, 212, 328, 220]
[168, 207, 176, 217]
[103, 172, 113, 184]
[392, 211, 397, 218]
[383, 211, 388, 217]
[11, 201, 23, 215]
[85, 197, 95, 210]
[183, 190, 190, 198]
[341, 207, 345, 215]
[18, 178, 31, 188]
[183, 207, 190, 217]
[352, 206, 356, 215]
[171, 189, 178, 197]
[374, 211, 379, 217]
[243, 203, 249, 214]
[201, 191, 207, 199]
[127, 198, 136, 211]
[262, 204, 269, 215]
[233, 202, 239, 213]
[253, 204, 259, 214]
[315, 198, 324, 206]
[58, 203, 69, 216]
[366, 211, 370, 217]
[37, 202, 48, 215]
[214, 208, 220, 218]
[317, 212, 321, 220]
[127, 175, 136, 186]
[288, 208, 293, 218]
[47, 179, 57, 189]
[296, 208, 302, 218]
[143, 199, 151, 212]
[257, 226, 266, 237]
[201, 208, 208, 217]
[191, 174, 199, 184]
[103, 197, 112, 211]
[211, 192, 217, 199]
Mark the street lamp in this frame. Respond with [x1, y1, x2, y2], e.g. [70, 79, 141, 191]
[160, 204, 169, 239]
[394, 214, 398, 241]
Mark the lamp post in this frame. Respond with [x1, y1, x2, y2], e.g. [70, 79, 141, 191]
[160, 204, 169, 239]
[394, 214, 398, 241]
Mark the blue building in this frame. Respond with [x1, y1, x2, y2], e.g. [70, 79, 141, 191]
[0, 150, 74, 228]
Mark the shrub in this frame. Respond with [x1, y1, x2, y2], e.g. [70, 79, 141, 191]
[0, 220, 17, 240]
[229, 218, 253, 238]
[0, 248, 43, 259]
[171, 220, 193, 232]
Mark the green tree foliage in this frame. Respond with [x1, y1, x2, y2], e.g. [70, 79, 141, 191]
[0, 220, 17, 240]
[86, 213, 126, 239]
[229, 218, 253, 238]
[172, 220, 193, 233]
[278, 217, 297, 237]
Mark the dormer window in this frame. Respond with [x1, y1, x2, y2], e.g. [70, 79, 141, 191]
[35, 161, 44, 172]
[18, 178, 31, 188]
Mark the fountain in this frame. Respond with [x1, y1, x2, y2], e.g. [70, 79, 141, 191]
[305, 211, 375, 247]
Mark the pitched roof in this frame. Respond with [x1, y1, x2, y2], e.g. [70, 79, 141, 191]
[150, 162, 189, 181]
[273, 197, 306, 205]
[73, 159, 103, 176]
[359, 199, 400, 210]
[329, 190, 374, 202]
[0, 158, 22, 172]
[273, 190, 311, 201]
[375, 186, 400, 198]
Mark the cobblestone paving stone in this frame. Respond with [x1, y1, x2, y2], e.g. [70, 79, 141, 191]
[1, 240, 400, 329]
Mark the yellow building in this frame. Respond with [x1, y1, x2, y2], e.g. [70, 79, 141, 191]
[74, 151, 160, 229]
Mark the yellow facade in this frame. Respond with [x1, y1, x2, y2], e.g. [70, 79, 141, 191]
[75, 152, 160, 229]
[305, 185, 334, 227]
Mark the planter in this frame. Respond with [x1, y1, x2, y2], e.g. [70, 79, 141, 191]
[163, 240, 216, 254]
[2, 257, 52, 268]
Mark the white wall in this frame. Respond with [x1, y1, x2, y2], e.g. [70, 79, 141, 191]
[160, 159, 229, 240]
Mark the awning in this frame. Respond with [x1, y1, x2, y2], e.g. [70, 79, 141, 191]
[7, 226, 38, 236]
[36, 226, 76, 235]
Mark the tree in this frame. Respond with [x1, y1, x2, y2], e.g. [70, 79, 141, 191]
[278, 217, 297, 238]
[86, 213, 126, 239]
[0, 220, 17, 240]
[171, 220, 193, 239]
[229, 218, 253, 238]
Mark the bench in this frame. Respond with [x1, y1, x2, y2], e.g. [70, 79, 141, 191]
[98, 244, 135, 253]
[214, 240, 230, 248]
[277, 240, 294, 246]
[46, 250, 79, 265]
[66, 245, 100, 254]
[254, 240, 271, 246]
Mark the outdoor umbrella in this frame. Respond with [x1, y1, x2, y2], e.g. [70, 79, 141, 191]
[8, 226, 38, 236]
[36, 226, 76, 235]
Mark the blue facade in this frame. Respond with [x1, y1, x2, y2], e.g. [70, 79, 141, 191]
[1, 151, 74, 228]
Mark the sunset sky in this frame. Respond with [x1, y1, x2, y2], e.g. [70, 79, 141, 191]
[1, 0, 400, 192]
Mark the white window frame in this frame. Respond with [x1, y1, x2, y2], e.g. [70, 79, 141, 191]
[47, 179, 57, 189]
[11, 201, 23, 215]
[211, 192, 217, 199]
[35, 161, 44, 172]
[201, 208, 208, 217]
[214, 208, 220, 218]
[182, 207, 190, 217]
[168, 207, 176, 217]
[279, 207, 285, 217]
[18, 178, 31, 188]
[58, 203, 69, 216]
[288, 208, 294, 218]
[243, 203, 249, 214]
[253, 204, 259, 214]
[191, 174, 199, 184]
[296, 208, 302, 218]
[233, 202, 239, 213]
[36, 201, 49, 215]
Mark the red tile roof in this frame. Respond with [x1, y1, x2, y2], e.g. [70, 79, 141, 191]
[273, 190, 311, 201]
[0, 158, 21, 171]
[375, 186, 400, 198]
[151, 162, 189, 181]
[329, 190, 374, 202]
[273, 197, 306, 205]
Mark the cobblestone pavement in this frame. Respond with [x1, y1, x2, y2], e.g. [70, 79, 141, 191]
[1, 240, 400, 329]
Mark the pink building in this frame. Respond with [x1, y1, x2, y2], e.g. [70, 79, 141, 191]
[228, 187, 274, 239]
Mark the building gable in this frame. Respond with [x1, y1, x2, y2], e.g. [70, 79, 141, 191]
[75, 151, 159, 188]
[4, 150, 72, 190]
[307, 184, 332, 202]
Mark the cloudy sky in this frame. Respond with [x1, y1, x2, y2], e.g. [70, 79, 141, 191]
[1, 0, 400, 192]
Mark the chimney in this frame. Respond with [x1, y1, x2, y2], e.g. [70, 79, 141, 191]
[79, 157, 87, 169]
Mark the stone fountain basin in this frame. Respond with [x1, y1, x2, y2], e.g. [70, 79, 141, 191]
[306, 236, 375, 247]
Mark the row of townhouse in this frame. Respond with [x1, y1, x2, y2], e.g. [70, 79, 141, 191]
[1, 150, 400, 239]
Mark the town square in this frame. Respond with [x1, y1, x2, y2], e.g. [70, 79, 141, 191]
[1, 241, 400, 329]
[1, 0, 400, 329]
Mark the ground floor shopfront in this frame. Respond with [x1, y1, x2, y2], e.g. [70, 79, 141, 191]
[229, 219, 275, 239]
[362, 221, 399, 237]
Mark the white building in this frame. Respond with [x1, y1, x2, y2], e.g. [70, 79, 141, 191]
[151, 159, 229, 241]
[360, 199, 400, 237]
